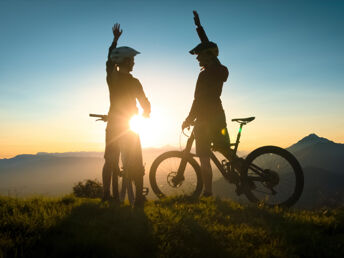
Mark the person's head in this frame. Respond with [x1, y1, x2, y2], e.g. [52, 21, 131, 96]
[189, 41, 219, 68]
[196, 50, 217, 67]
[110, 47, 140, 73]
[117, 57, 135, 72]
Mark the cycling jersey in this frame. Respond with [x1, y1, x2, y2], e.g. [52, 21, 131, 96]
[186, 62, 229, 126]
[107, 71, 150, 122]
[105, 40, 150, 125]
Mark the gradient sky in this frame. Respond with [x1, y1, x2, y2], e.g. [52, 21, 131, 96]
[1, 0, 343, 158]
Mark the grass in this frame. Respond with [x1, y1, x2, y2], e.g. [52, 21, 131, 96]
[0, 195, 343, 258]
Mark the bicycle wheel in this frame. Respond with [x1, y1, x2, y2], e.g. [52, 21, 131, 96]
[242, 146, 304, 207]
[149, 151, 203, 198]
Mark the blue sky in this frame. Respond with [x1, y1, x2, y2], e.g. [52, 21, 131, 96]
[0, 0, 343, 158]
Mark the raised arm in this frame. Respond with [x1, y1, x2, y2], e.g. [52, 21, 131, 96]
[106, 23, 123, 78]
[193, 10, 209, 43]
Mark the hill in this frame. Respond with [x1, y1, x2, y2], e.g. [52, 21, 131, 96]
[287, 133, 344, 174]
[0, 195, 343, 258]
[1, 134, 343, 208]
[0, 148, 171, 198]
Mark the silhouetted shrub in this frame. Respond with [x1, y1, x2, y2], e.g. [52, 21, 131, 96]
[73, 179, 103, 198]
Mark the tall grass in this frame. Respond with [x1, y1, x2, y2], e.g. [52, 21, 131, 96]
[0, 195, 343, 257]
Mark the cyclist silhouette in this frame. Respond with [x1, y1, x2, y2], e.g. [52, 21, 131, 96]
[102, 23, 151, 206]
[182, 11, 231, 197]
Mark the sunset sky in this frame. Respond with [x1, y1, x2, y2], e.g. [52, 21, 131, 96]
[1, 0, 343, 159]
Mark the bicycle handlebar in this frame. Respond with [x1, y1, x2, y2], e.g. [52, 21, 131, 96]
[89, 114, 108, 122]
[182, 121, 195, 138]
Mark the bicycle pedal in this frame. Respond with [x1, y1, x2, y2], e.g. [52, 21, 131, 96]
[142, 187, 149, 196]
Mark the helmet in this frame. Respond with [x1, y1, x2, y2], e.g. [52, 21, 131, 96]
[110, 46, 140, 64]
[189, 41, 219, 56]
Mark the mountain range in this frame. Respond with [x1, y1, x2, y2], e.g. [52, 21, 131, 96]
[1, 134, 343, 208]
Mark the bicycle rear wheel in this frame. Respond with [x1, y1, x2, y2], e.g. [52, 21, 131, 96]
[149, 151, 203, 198]
[242, 146, 303, 207]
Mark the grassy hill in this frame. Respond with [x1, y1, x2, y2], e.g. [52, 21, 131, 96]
[0, 195, 343, 258]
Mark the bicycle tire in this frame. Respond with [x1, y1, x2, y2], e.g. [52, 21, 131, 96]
[149, 151, 203, 199]
[242, 146, 304, 207]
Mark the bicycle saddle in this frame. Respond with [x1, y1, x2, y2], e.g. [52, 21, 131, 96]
[231, 117, 255, 123]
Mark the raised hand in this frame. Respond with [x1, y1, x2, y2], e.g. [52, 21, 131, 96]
[112, 23, 123, 42]
[143, 106, 151, 118]
[182, 120, 190, 130]
[193, 10, 201, 27]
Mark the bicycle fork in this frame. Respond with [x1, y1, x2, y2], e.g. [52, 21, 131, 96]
[172, 133, 195, 186]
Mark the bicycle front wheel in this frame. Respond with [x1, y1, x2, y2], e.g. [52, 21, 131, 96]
[149, 151, 203, 199]
[242, 146, 304, 207]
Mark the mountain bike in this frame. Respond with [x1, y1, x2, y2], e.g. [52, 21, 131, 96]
[89, 114, 149, 205]
[149, 117, 304, 207]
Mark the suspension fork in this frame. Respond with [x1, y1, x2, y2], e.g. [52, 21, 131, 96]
[175, 132, 195, 180]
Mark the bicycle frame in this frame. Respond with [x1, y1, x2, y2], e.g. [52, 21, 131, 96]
[177, 123, 267, 183]
[178, 124, 245, 180]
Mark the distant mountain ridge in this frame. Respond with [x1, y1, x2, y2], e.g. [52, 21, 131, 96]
[1, 135, 343, 208]
[287, 133, 344, 174]
[0, 147, 174, 198]
[290, 133, 335, 146]
[0, 146, 176, 161]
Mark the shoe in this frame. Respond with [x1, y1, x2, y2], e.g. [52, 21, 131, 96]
[102, 191, 111, 202]
[202, 192, 213, 198]
[110, 196, 120, 205]
[134, 195, 147, 208]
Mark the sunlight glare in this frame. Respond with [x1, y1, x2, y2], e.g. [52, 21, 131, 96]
[130, 115, 146, 134]
[129, 107, 168, 147]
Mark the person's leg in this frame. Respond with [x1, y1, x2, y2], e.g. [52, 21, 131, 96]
[199, 155, 212, 195]
[130, 133, 145, 203]
[119, 131, 145, 206]
[127, 177, 135, 205]
[102, 160, 112, 200]
[103, 126, 120, 200]
[120, 175, 126, 203]
[111, 153, 120, 201]
[194, 123, 213, 196]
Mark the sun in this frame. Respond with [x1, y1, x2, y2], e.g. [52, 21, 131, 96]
[129, 107, 166, 147]
[130, 115, 147, 134]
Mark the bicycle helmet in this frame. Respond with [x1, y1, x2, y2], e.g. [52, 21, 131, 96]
[110, 46, 140, 64]
[189, 41, 219, 56]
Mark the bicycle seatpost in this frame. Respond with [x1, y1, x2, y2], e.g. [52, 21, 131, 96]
[233, 123, 244, 154]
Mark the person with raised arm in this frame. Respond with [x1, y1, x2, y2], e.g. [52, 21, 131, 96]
[102, 23, 151, 207]
[182, 11, 231, 197]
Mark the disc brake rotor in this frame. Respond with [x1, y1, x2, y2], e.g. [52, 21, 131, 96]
[167, 171, 183, 188]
